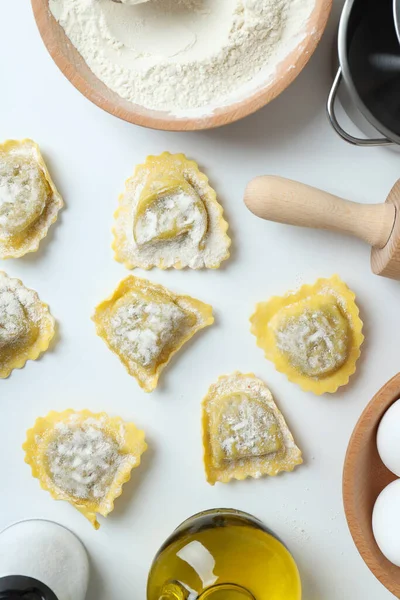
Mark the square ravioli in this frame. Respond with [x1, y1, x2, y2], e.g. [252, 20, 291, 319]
[250, 275, 364, 394]
[93, 276, 214, 392]
[0, 139, 63, 258]
[112, 152, 231, 270]
[23, 410, 147, 529]
[202, 372, 302, 484]
[0, 271, 55, 378]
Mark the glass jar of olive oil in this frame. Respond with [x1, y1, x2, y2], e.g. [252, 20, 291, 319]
[147, 509, 301, 600]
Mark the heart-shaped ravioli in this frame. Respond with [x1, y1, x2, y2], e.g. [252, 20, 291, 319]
[24, 409, 147, 529]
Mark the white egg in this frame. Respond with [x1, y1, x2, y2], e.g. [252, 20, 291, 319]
[377, 399, 400, 477]
[373, 480, 400, 566]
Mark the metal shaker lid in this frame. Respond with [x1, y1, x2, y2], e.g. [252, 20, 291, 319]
[0, 575, 59, 600]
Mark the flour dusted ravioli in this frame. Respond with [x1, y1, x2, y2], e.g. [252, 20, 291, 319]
[0, 139, 63, 258]
[202, 372, 302, 484]
[250, 275, 364, 395]
[113, 153, 230, 270]
[23, 410, 147, 529]
[0, 271, 55, 378]
[93, 275, 214, 391]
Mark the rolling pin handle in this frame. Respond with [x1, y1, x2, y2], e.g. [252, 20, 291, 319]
[244, 176, 396, 250]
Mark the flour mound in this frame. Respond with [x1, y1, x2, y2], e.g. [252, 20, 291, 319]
[49, 0, 315, 114]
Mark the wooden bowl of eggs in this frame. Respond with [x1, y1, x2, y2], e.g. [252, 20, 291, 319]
[343, 373, 400, 598]
[31, 0, 332, 131]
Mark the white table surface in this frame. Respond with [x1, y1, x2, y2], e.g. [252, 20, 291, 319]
[1, 1, 399, 598]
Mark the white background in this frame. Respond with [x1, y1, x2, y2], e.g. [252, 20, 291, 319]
[0, 1, 399, 598]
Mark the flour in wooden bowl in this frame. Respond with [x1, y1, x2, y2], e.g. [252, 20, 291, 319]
[49, 0, 315, 116]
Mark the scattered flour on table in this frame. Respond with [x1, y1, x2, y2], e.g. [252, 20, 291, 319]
[49, 0, 315, 114]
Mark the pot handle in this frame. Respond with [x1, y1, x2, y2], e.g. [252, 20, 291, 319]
[327, 68, 394, 146]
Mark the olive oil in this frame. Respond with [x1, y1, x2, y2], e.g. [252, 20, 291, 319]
[147, 510, 301, 600]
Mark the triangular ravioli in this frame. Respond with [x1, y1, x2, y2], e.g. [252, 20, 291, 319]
[93, 275, 214, 392]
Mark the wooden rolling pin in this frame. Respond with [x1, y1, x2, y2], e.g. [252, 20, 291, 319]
[244, 176, 400, 280]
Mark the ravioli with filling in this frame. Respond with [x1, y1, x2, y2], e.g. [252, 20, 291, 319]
[250, 275, 364, 394]
[113, 152, 230, 270]
[202, 372, 302, 484]
[23, 409, 147, 529]
[0, 271, 55, 378]
[0, 139, 63, 258]
[92, 275, 214, 392]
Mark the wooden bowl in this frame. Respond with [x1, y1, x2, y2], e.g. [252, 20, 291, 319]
[343, 373, 400, 598]
[31, 0, 332, 131]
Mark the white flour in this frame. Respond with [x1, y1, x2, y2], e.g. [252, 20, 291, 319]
[110, 297, 186, 367]
[0, 153, 48, 237]
[49, 0, 315, 115]
[0, 272, 44, 351]
[276, 308, 349, 378]
[47, 420, 123, 500]
[134, 189, 206, 247]
[218, 393, 282, 460]
[0, 290, 28, 348]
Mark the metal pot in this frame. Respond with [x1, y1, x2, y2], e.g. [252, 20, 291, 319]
[327, 0, 400, 146]
[395, 0, 400, 44]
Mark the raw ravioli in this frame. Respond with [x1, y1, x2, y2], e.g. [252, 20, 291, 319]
[202, 372, 302, 484]
[0, 139, 63, 258]
[24, 409, 147, 529]
[93, 275, 214, 391]
[113, 153, 230, 270]
[250, 275, 364, 394]
[0, 271, 55, 378]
